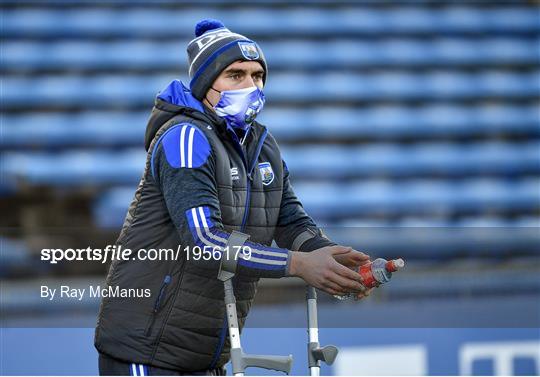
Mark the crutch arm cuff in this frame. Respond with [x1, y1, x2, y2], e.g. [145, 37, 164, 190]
[218, 230, 250, 281]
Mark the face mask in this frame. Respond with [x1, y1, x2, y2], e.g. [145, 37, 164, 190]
[211, 86, 265, 131]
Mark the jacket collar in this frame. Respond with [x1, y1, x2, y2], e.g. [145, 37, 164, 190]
[146, 80, 265, 150]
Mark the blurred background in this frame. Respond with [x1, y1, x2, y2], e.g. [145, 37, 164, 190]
[1, 0, 539, 375]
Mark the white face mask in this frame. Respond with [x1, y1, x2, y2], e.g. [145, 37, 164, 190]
[211, 86, 266, 131]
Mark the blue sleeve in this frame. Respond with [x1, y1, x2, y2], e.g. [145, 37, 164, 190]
[185, 206, 291, 278]
[152, 123, 292, 278]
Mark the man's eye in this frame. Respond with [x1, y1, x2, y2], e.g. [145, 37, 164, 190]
[230, 74, 241, 80]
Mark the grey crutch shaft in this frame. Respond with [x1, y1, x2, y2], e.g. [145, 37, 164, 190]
[224, 279, 293, 375]
[218, 231, 293, 375]
[306, 286, 338, 376]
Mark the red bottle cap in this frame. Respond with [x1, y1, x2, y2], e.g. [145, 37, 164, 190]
[385, 258, 405, 272]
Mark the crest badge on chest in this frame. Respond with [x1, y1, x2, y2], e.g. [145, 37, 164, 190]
[258, 162, 274, 186]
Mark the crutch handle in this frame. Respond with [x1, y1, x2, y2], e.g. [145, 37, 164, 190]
[310, 344, 338, 365]
[231, 348, 293, 375]
[306, 285, 340, 374]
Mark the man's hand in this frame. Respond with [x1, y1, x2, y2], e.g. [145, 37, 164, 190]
[288, 246, 368, 296]
[333, 248, 370, 269]
[333, 247, 373, 300]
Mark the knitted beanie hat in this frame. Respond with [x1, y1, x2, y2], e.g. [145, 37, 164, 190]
[187, 19, 267, 101]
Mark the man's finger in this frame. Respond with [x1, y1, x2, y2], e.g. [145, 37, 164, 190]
[334, 250, 371, 268]
[347, 252, 370, 265]
[335, 251, 369, 263]
[324, 287, 343, 296]
[332, 260, 365, 284]
[356, 287, 373, 300]
[328, 270, 366, 293]
[358, 258, 371, 266]
[350, 250, 370, 260]
[328, 246, 353, 256]
[322, 280, 347, 295]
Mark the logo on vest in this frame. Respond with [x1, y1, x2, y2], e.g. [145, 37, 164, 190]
[238, 41, 259, 60]
[258, 162, 274, 186]
[231, 167, 240, 181]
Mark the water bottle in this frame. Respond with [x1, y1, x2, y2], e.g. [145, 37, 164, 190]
[334, 258, 405, 300]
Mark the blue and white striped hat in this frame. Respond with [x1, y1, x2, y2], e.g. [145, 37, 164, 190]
[187, 19, 267, 101]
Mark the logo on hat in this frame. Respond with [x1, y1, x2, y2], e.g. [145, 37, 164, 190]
[238, 41, 259, 60]
[258, 162, 274, 186]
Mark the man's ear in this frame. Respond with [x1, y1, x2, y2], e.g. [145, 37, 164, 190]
[202, 97, 213, 110]
[202, 93, 216, 112]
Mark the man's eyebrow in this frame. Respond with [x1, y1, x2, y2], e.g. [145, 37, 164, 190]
[223, 68, 245, 75]
[223, 68, 265, 75]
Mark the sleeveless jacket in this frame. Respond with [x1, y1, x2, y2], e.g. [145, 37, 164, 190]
[94, 80, 333, 372]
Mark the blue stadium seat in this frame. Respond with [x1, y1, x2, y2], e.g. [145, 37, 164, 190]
[2, 142, 538, 186]
[281, 142, 540, 178]
[293, 178, 540, 218]
[93, 184, 540, 259]
[92, 178, 540, 229]
[3, 38, 537, 71]
[1, 150, 145, 186]
[2, 75, 174, 108]
[2, 7, 538, 38]
[321, 220, 540, 259]
[262, 105, 540, 141]
[1, 112, 146, 148]
[3, 71, 539, 109]
[383, 268, 540, 296]
[0, 238, 32, 267]
[2, 105, 538, 148]
[0, 237, 49, 278]
[266, 71, 540, 102]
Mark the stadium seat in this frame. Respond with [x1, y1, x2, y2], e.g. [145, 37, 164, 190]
[2, 142, 538, 187]
[0, 238, 48, 278]
[280, 141, 540, 178]
[262, 105, 540, 141]
[293, 179, 540, 218]
[2, 105, 538, 148]
[3, 7, 538, 38]
[1, 112, 147, 148]
[1, 150, 145, 187]
[3, 38, 538, 71]
[3, 71, 539, 109]
[93, 178, 540, 229]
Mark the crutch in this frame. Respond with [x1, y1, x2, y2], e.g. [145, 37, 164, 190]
[306, 286, 339, 376]
[218, 231, 293, 376]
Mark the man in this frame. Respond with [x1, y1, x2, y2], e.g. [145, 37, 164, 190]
[95, 19, 371, 375]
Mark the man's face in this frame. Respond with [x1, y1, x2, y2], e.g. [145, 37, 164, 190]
[204, 60, 265, 108]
